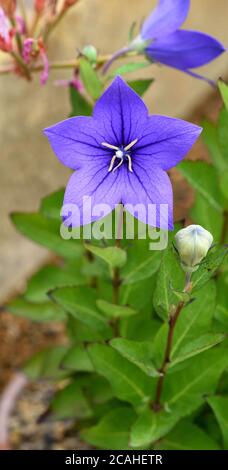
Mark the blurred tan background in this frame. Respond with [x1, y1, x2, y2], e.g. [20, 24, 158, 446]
[1, 0, 228, 303]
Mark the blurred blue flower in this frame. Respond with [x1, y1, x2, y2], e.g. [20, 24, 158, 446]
[104, 0, 225, 85]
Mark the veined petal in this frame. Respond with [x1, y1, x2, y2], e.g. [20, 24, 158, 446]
[121, 165, 173, 230]
[133, 116, 202, 170]
[145, 29, 225, 70]
[44, 116, 110, 170]
[93, 76, 148, 146]
[63, 163, 123, 227]
[141, 0, 190, 40]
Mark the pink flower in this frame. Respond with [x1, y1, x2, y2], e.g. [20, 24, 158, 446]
[0, 6, 12, 52]
[22, 37, 49, 85]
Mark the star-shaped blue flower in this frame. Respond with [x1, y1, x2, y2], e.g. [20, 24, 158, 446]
[44, 77, 201, 230]
[104, 0, 225, 84]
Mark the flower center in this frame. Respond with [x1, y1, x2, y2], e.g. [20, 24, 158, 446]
[101, 138, 138, 173]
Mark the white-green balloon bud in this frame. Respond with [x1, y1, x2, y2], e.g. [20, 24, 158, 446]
[82, 45, 97, 64]
[174, 225, 213, 273]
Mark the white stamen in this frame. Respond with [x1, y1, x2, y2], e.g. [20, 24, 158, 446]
[108, 154, 118, 172]
[112, 157, 124, 173]
[124, 138, 138, 151]
[126, 154, 133, 172]
[102, 142, 119, 151]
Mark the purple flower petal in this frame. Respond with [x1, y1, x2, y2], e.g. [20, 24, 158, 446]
[63, 163, 123, 226]
[145, 29, 225, 70]
[121, 165, 173, 230]
[133, 116, 202, 170]
[44, 116, 110, 170]
[141, 0, 190, 41]
[93, 76, 148, 146]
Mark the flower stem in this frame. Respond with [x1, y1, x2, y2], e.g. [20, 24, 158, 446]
[152, 272, 192, 412]
[10, 51, 31, 80]
[112, 206, 124, 305]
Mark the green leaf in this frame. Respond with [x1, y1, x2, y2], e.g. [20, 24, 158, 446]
[128, 79, 153, 96]
[7, 297, 66, 322]
[192, 245, 228, 291]
[11, 212, 82, 259]
[219, 169, 228, 200]
[85, 243, 127, 268]
[40, 189, 64, 221]
[207, 396, 228, 449]
[152, 282, 216, 367]
[153, 248, 184, 321]
[201, 120, 227, 173]
[50, 286, 113, 337]
[170, 333, 225, 369]
[191, 193, 223, 242]
[23, 346, 69, 380]
[215, 276, 228, 327]
[164, 348, 228, 415]
[81, 406, 136, 449]
[61, 345, 94, 372]
[96, 299, 137, 318]
[218, 108, 228, 167]
[69, 86, 93, 116]
[109, 61, 149, 79]
[79, 58, 103, 100]
[130, 408, 178, 447]
[178, 160, 225, 212]
[88, 343, 152, 407]
[156, 420, 220, 450]
[66, 316, 110, 342]
[51, 381, 92, 419]
[25, 263, 85, 302]
[218, 79, 228, 112]
[122, 239, 161, 285]
[110, 338, 159, 377]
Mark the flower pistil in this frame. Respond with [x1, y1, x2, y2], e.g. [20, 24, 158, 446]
[102, 138, 138, 173]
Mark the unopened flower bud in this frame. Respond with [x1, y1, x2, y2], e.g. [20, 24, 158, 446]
[0, 0, 16, 18]
[82, 45, 97, 64]
[174, 225, 213, 273]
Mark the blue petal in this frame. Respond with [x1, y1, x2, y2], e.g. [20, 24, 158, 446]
[93, 76, 148, 146]
[145, 29, 225, 70]
[141, 0, 190, 40]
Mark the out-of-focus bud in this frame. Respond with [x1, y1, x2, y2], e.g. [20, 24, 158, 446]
[64, 0, 78, 9]
[174, 225, 213, 273]
[0, 0, 16, 18]
[34, 0, 45, 14]
[0, 6, 12, 52]
[82, 45, 97, 64]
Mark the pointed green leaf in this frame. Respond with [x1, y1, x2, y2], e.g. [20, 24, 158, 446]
[191, 193, 223, 242]
[50, 286, 113, 337]
[178, 161, 225, 212]
[85, 243, 127, 268]
[164, 349, 228, 415]
[128, 79, 154, 96]
[88, 343, 152, 407]
[170, 333, 225, 368]
[156, 420, 220, 450]
[69, 86, 92, 116]
[130, 408, 178, 447]
[11, 212, 82, 259]
[23, 346, 69, 380]
[79, 58, 103, 100]
[109, 61, 149, 79]
[81, 406, 136, 449]
[218, 79, 228, 111]
[111, 338, 159, 377]
[153, 248, 184, 321]
[192, 245, 227, 291]
[7, 297, 66, 322]
[25, 263, 85, 302]
[51, 381, 92, 419]
[201, 120, 227, 173]
[61, 345, 94, 372]
[40, 189, 64, 220]
[207, 396, 228, 449]
[96, 299, 137, 318]
[122, 239, 161, 285]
